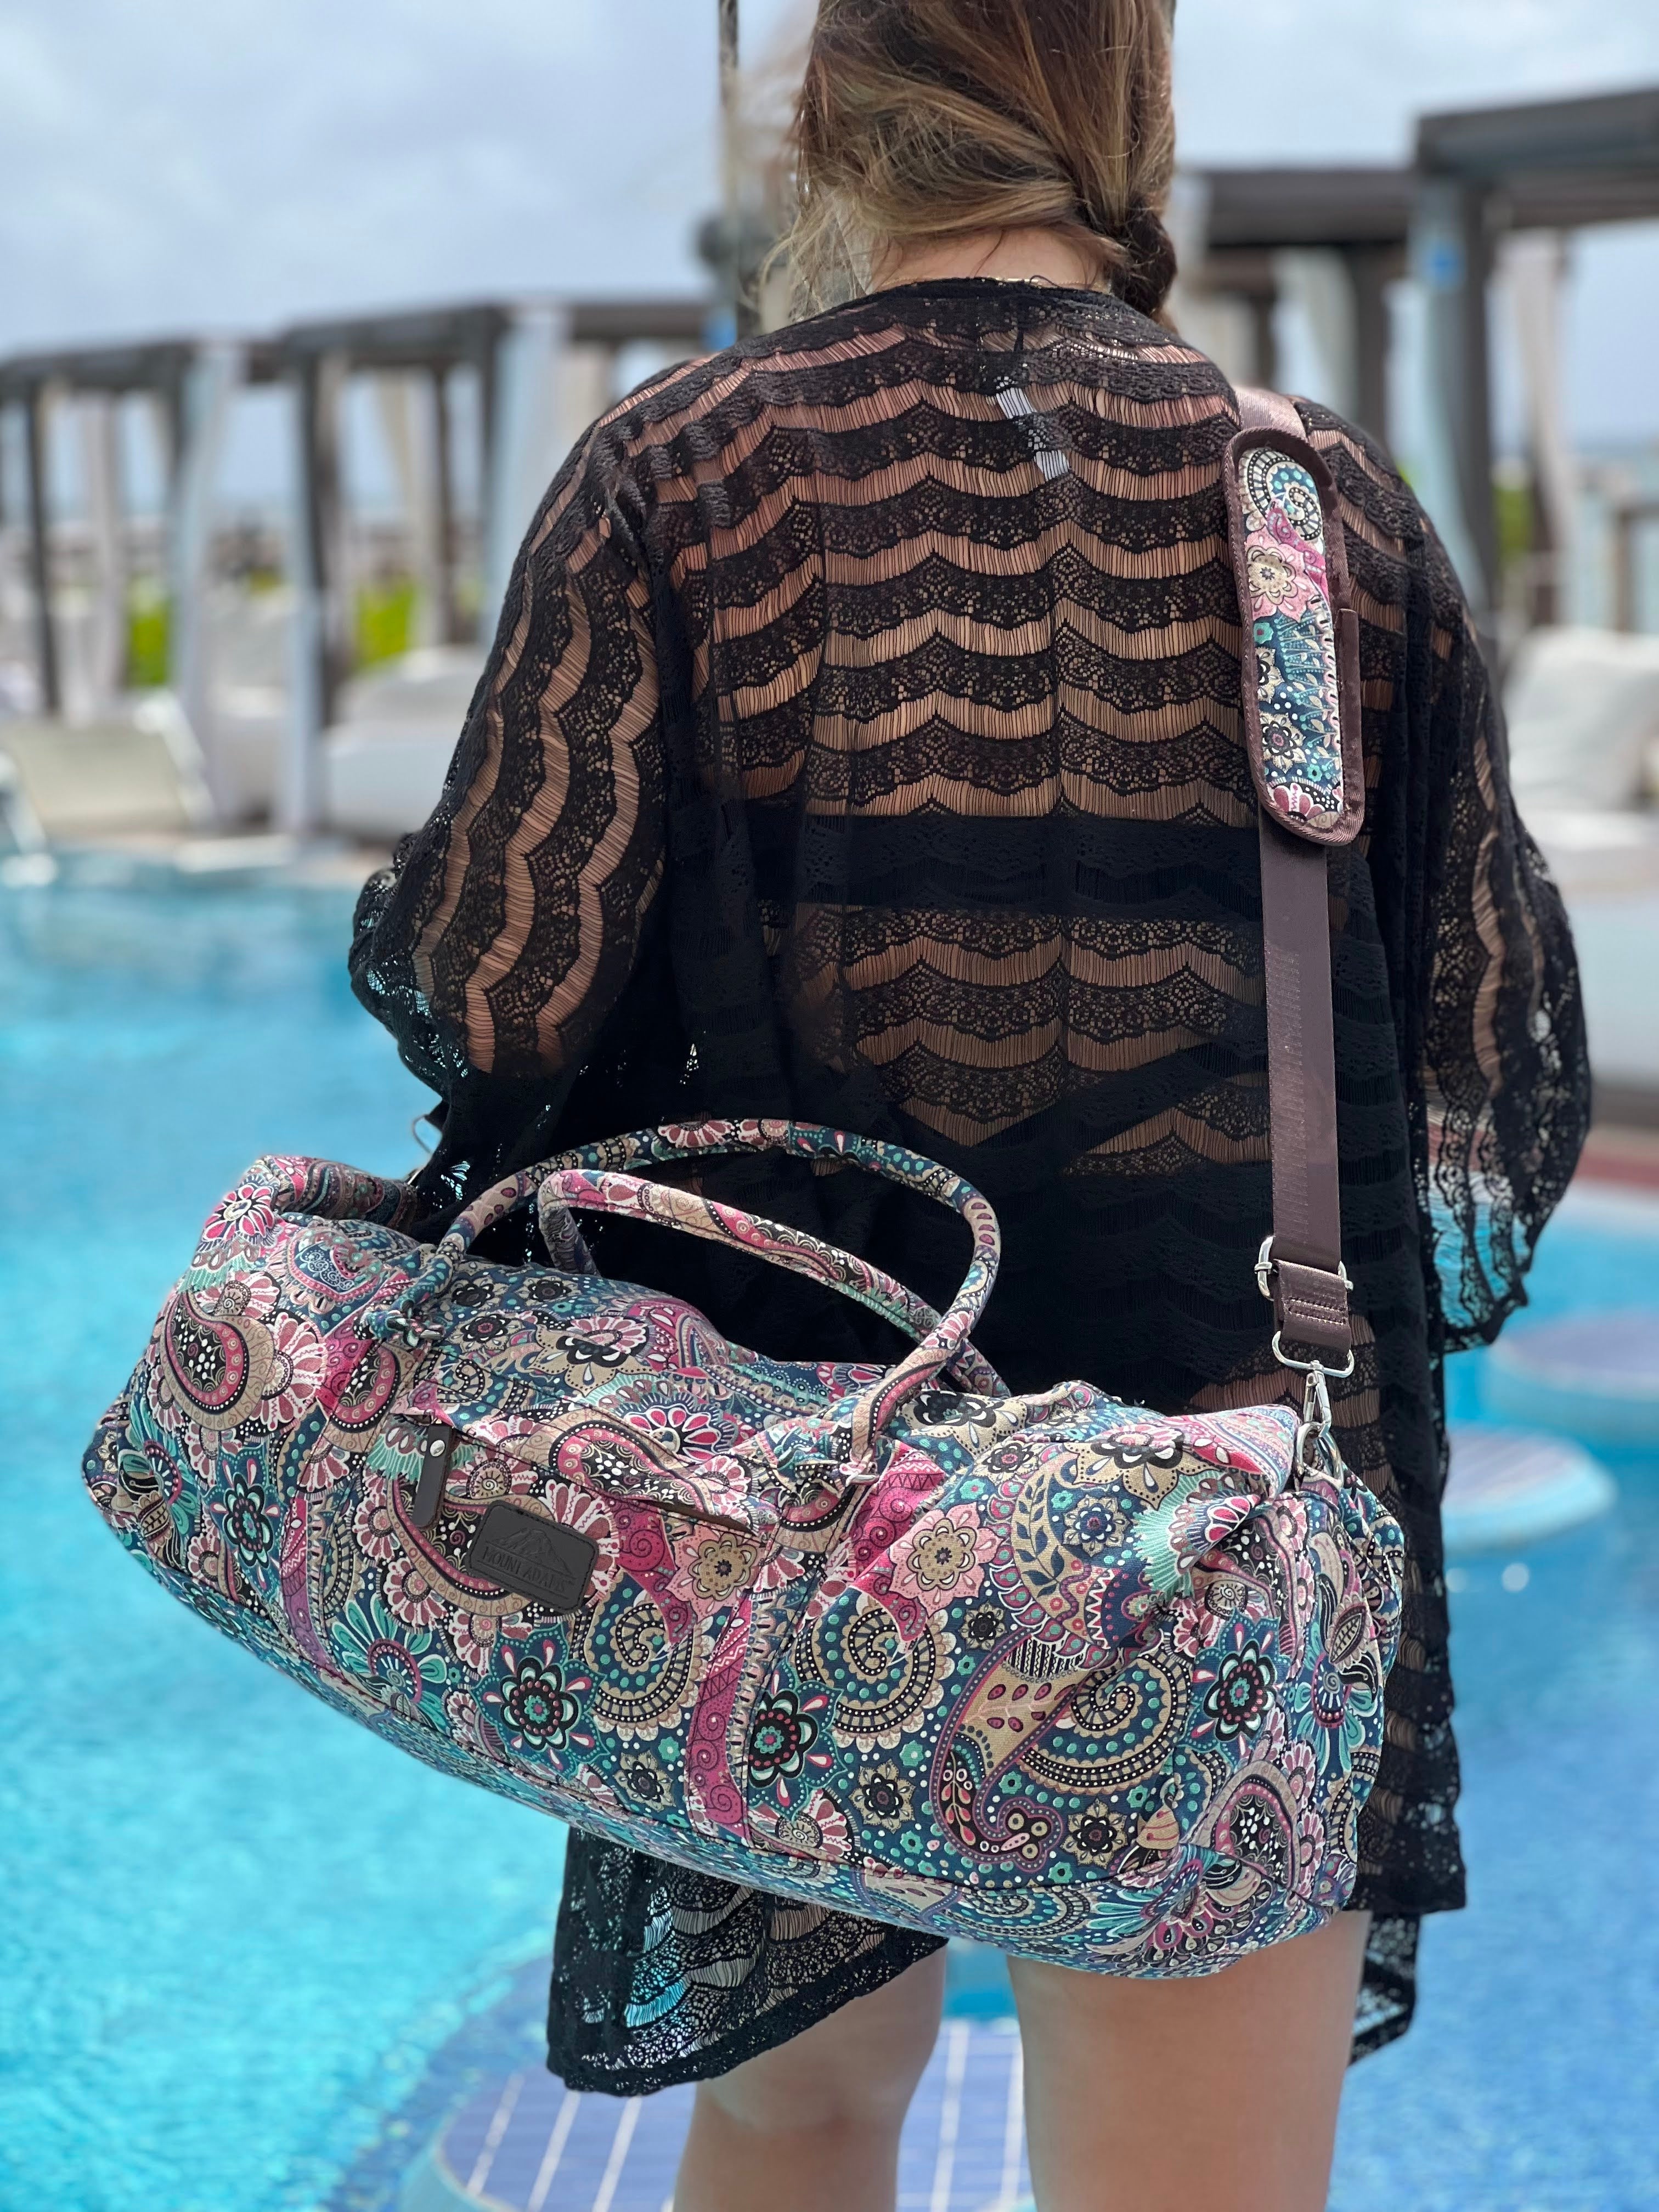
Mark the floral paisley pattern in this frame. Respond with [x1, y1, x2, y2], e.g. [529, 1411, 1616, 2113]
[852, 1761, 914, 1828]
[1235, 444, 1350, 833]
[200, 1181, 278, 1244]
[486, 1644, 588, 1754]
[82, 1125, 1403, 1981]
[330, 1593, 449, 1721]
[677, 1528, 759, 1605]
[621, 1402, 722, 1458]
[887, 1503, 998, 1604]
[747, 1689, 825, 1789]
[547, 1318, 650, 1388]
[217, 1451, 280, 1563]
[261, 1314, 326, 1423]
[383, 1554, 447, 1630]
[1197, 1636, 1275, 1741]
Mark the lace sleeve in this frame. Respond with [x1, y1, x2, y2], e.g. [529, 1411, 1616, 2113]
[350, 426, 665, 1105]
[1418, 605, 1589, 1351]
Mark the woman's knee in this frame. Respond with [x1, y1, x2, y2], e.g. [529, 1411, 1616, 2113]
[698, 1948, 946, 2140]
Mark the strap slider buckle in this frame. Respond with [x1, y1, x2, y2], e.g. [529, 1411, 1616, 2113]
[1255, 1235, 1352, 1303]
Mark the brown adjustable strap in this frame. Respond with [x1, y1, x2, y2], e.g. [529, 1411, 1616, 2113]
[1232, 387, 1357, 1364]
[1256, 812, 1350, 1351]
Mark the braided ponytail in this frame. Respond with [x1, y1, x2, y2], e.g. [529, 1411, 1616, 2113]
[1113, 200, 1180, 319]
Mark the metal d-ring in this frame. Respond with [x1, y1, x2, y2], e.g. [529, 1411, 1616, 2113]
[1269, 1333, 1357, 1381]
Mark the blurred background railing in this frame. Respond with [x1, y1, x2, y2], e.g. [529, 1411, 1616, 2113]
[2, 72, 1657, 1117]
[3, 82, 1658, 819]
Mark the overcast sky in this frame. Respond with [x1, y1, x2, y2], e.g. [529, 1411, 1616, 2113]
[4, 0, 1658, 445]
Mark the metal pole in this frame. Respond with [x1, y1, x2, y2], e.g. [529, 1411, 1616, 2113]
[1413, 175, 1499, 631]
[719, 0, 758, 338]
[1346, 245, 1394, 454]
[23, 388, 60, 716]
[430, 365, 464, 646]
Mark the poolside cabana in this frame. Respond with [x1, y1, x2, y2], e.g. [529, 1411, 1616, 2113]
[0, 298, 709, 834]
[272, 295, 708, 831]
[6, 75, 1658, 828]
[1412, 85, 1659, 625]
[0, 335, 275, 731]
[1198, 163, 1414, 448]
[1185, 89, 1659, 632]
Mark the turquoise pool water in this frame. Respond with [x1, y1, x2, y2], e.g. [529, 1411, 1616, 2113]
[1, 878, 566, 2212]
[1330, 1187, 1659, 2212]
[3, 874, 1656, 2211]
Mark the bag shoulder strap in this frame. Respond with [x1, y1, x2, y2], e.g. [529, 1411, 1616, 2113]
[1229, 387, 1360, 1365]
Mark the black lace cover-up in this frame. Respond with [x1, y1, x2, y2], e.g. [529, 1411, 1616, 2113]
[350, 280, 1588, 2086]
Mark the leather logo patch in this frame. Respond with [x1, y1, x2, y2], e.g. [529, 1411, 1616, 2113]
[462, 1503, 596, 1613]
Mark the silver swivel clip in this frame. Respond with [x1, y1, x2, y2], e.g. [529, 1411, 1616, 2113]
[1257, 1237, 1355, 1474]
[1269, 1339, 1355, 1473]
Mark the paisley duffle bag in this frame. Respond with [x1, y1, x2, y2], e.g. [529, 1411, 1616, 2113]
[82, 391, 1403, 1977]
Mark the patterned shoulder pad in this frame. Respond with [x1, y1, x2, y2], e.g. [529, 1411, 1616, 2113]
[1223, 426, 1364, 847]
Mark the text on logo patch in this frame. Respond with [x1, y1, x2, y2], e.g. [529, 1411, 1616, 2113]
[461, 1503, 596, 1612]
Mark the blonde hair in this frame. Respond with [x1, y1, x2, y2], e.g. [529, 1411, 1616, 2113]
[780, 0, 1179, 318]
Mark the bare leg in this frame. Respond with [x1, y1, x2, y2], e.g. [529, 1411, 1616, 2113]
[673, 1946, 946, 2212]
[1011, 1913, 1369, 2212]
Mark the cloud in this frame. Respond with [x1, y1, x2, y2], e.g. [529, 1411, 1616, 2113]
[0, 0, 721, 348]
[3, 0, 1657, 443]
[1173, 0, 1659, 160]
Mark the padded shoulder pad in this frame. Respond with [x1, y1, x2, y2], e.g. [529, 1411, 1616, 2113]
[1223, 424, 1364, 847]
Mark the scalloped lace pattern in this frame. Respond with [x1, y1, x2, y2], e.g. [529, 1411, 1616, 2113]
[349, 282, 1588, 2078]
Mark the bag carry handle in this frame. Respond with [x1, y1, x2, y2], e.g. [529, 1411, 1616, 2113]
[533, 1164, 1006, 1399]
[365, 1118, 1003, 1476]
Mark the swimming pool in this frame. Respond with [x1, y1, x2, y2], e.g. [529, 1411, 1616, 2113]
[1, 873, 568, 2212]
[3, 873, 1656, 2211]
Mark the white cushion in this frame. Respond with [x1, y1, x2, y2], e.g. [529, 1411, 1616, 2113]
[321, 648, 487, 839]
[321, 723, 458, 840]
[335, 647, 486, 726]
[0, 699, 212, 836]
[1504, 625, 1659, 814]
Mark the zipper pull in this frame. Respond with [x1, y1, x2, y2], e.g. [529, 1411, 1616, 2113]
[410, 1423, 458, 1530]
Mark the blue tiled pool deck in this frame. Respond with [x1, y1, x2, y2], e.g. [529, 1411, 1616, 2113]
[385, 2014, 1030, 2212]
[4, 874, 1657, 2211]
